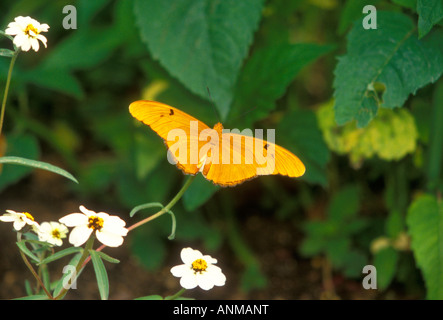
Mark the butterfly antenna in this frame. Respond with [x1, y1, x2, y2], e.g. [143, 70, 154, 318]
[206, 86, 221, 122]
[229, 106, 258, 123]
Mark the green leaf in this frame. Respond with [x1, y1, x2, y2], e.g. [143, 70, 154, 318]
[338, 0, 381, 35]
[135, 295, 164, 300]
[16, 241, 40, 263]
[407, 194, 443, 299]
[38, 247, 83, 265]
[230, 43, 334, 126]
[392, 0, 417, 10]
[13, 295, 49, 300]
[52, 253, 83, 298]
[183, 174, 219, 211]
[134, 0, 265, 119]
[0, 156, 78, 184]
[318, 101, 418, 164]
[373, 247, 399, 290]
[129, 202, 164, 217]
[277, 109, 330, 185]
[0, 48, 15, 57]
[94, 251, 120, 264]
[328, 185, 360, 221]
[23, 65, 84, 98]
[129, 202, 176, 240]
[89, 249, 109, 300]
[333, 11, 443, 127]
[41, 28, 120, 70]
[417, 0, 443, 38]
[130, 228, 167, 270]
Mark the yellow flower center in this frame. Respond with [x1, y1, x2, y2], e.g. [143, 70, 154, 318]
[191, 259, 208, 273]
[88, 216, 104, 231]
[52, 229, 61, 239]
[24, 24, 39, 37]
[23, 212, 34, 221]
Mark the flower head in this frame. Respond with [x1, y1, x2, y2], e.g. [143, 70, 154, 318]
[59, 206, 128, 247]
[5, 16, 49, 52]
[37, 221, 68, 246]
[170, 247, 226, 290]
[0, 210, 38, 231]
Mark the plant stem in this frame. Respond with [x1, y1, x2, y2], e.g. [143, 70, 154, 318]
[165, 288, 186, 300]
[0, 50, 19, 137]
[427, 80, 443, 193]
[54, 236, 95, 300]
[128, 175, 195, 232]
[16, 233, 53, 299]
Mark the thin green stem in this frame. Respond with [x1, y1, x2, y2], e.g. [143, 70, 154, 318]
[165, 288, 186, 300]
[427, 80, 443, 193]
[16, 232, 53, 299]
[128, 175, 196, 232]
[0, 50, 19, 137]
[54, 236, 95, 300]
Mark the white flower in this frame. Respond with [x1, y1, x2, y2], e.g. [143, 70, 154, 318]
[0, 210, 38, 231]
[59, 206, 128, 247]
[170, 247, 226, 290]
[37, 221, 68, 246]
[5, 16, 49, 52]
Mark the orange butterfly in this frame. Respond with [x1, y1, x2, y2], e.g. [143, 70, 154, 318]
[129, 100, 305, 187]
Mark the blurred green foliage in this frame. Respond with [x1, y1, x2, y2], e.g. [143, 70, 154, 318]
[1, 0, 443, 298]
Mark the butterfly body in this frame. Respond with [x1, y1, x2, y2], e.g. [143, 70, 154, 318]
[129, 100, 305, 187]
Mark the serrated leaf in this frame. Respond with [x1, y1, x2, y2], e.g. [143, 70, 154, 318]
[89, 249, 109, 300]
[0, 156, 78, 184]
[407, 194, 443, 299]
[334, 11, 443, 127]
[230, 43, 334, 126]
[134, 0, 265, 119]
[317, 102, 418, 165]
[417, 0, 443, 38]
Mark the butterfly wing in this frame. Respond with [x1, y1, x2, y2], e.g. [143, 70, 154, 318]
[129, 100, 211, 175]
[203, 132, 305, 187]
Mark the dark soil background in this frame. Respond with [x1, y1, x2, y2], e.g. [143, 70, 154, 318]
[0, 162, 410, 300]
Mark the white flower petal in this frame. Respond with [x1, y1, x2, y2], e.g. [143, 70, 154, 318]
[13, 220, 27, 231]
[180, 273, 198, 290]
[95, 229, 124, 247]
[181, 247, 202, 264]
[0, 215, 16, 222]
[79, 205, 96, 216]
[69, 225, 93, 247]
[171, 247, 226, 291]
[30, 39, 39, 52]
[170, 264, 189, 277]
[196, 274, 215, 290]
[202, 255, 217, 264]
[59, 213, 88, 227]
[5, 16, 49, 52]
